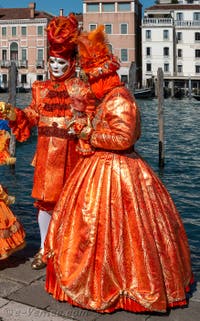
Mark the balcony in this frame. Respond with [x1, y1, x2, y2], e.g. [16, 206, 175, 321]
[0, 60, 10, 68]
[0, 60, 21, 68]
[142, 18, 173, 27]
[143, 18, 200, 29]
[36, 60, 44, 68]
[19, 60, 28, 68]
[175, 20, 200, 28]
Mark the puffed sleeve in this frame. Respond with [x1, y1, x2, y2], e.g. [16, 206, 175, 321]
[9, 81, 40, 142]
[90, 88, 141, 151]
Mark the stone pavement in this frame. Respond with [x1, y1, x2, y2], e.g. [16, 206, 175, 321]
[0, 244, 199, 321]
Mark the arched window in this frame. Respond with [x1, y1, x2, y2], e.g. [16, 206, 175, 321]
[10, 42, 18, 61]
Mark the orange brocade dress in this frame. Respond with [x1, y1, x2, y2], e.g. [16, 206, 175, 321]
[44, 86, 193, 313]
[0, 185, 25, 260]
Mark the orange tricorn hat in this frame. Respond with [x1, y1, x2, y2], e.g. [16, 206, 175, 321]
[47, 13, 79, 59]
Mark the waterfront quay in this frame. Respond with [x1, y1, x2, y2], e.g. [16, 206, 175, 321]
[0, 245, 199, 321]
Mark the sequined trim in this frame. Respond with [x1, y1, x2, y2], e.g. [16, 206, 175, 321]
[0, 220, 21, 238]
[38, 125, 76, 139]
[44, 104, 70, 112]
[47, 90, 69, 99]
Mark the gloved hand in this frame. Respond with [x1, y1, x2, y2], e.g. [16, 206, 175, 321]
[0, 102, 16, 121]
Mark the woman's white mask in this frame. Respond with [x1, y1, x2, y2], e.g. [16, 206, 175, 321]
[49, 56, 69, 78]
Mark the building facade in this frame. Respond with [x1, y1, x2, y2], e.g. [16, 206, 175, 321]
[83, 0, 142, 87]
[0, 2, 53, 90]
[142, 1, 200, 94]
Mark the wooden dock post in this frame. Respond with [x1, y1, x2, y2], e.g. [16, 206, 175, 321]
[157, 68, 165, 168]
[8, 61, 18, 167]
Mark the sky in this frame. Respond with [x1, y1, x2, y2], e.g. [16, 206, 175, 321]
[0, 0, 155, 16]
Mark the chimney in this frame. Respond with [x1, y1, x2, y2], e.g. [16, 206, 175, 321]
[29, 2, 36, 19]
[59, 9, 64, 16]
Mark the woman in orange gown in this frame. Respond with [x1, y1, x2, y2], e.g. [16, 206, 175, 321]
[44, 27, 193, 313]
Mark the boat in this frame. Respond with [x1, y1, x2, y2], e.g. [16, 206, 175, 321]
[192, 94, 200, 101]
[133, 88, 154, 99]
[173, 88, 184, 99]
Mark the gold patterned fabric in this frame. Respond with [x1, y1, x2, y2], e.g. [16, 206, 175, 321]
[0, 185, 26, 260]
[44, 86, 193, 312]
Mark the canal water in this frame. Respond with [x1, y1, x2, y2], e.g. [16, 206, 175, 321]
[0, 93, 199, 280]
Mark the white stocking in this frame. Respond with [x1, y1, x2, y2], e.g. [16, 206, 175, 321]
[38, 210, 51, 251]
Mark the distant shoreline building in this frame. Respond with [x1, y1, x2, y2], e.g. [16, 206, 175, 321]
[142, 0, 200, 95]
[83, 0, 142, 88]
[0, 2, 53, 90]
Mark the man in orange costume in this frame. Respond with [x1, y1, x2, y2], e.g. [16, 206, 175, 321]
[0, 13, 93, 269]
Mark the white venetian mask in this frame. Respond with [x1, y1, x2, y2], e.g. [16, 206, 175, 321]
[49, 56, 69, 78]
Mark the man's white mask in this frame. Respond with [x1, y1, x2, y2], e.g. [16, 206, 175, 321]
[49, 56, 69, 78]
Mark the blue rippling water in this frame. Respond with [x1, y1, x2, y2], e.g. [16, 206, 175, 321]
[136, 97, 200, 280]
[0, 93, 199, 280]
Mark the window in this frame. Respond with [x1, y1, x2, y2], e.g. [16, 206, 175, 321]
[21, 74, 27, 84]
[37, 49, 43, 60]
[163, 47, 169, 57]
[146, 47, 151, 56]
[195, 65, 200, 73]
[194, 12, 200, 21]
[10, 42, 18, 60]
[2, 74, 7, 84]
[21, 49, 27, 60]
[105, 24, 112, 34]
[163, 30, 169, 40]
[87, 3, 99, 12]
[146, 63, 151, 72]
[120, 23, 128, 34]
[121, 49, 128, 62]
[2, 27, 6, 36]
[118, 2, 131, 11]
[21, 26, 27, 36]
[121, 75, 128, 84]
[2, 50, 7, 60]
[177, 32, 182, 42]
[164, 63, 169, 72]
[37, 49, 44, 68]
[176, 12, 183, 21]
[146, 30, 151, 40]
[89, 24, 97, 31]
[102, 3, 115, 12]
[177, 65, 182, 73]
[37, 26, 43, 36]
[195, 49, 200, 58]
[12, 27, 17, 36]
[195, 32, 200, 41]
[178, 49, 182, 58]
[37, 75, 43, 81]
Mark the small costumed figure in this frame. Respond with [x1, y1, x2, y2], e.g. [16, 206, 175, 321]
[0, 127, 16, 166]
[0, 14, 95, 269]
[0, 126, 25, 260]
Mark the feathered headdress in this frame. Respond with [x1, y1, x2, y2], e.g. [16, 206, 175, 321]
[77, 25, 120, 80]
[47, 13, 79, 59]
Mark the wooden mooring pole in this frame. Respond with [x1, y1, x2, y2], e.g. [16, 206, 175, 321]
[8, 61, 18, 168]
[157, 68, 165, 168]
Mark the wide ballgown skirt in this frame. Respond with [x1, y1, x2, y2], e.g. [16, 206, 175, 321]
[0, 201, 26, 260]
[45, 150, 193, 313]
